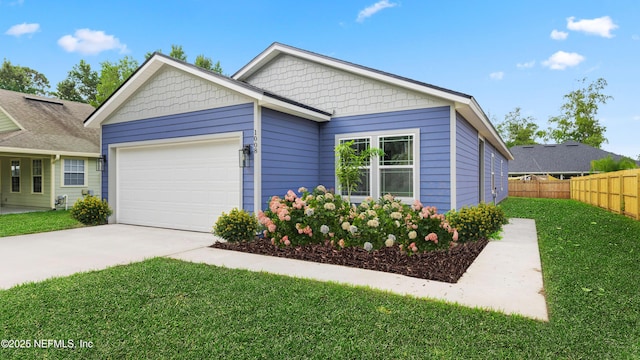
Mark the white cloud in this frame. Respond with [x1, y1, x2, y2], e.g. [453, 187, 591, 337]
[550, 29, 568, 40]
[542, 51, 585, 70]
[489, 71, 504, 80]
[356, 0, 398, 23]
[5, 22, 39, 37]
[517, 60, 535, 69]
[566, 16, 618, 38]
[632, 34, 640, 41]
[58, 29, 128, 55]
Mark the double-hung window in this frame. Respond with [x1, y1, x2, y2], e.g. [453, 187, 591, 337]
[63, 159, 85, 186]
[337, 129, 418, 202]
[32, 159, 43, 194]
[10, 160, 20, 193]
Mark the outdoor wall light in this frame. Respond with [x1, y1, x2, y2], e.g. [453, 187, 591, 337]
[96, 154, 107, 172]
[239, 145, 251, 168]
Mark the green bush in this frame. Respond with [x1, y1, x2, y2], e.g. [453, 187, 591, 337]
[70, 195, 113, 225]
[446, 203, 508, 242]
[213, 208, 258, 242]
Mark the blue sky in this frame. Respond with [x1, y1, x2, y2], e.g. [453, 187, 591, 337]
[2, 0, 639, 158]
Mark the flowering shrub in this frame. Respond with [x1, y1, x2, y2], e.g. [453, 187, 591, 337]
[446, 203, 508, 242]
[258, 186, 459, 254]
[70, 195, 112, 225]
[213, 208, 258, 242]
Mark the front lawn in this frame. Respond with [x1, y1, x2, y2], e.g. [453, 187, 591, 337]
[0, 198, 638, 358]
[0, 210, 83, 237]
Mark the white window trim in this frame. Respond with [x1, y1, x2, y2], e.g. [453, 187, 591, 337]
[500, 159, 504, 192]
[32, 158, 44, 194]
[10, 159, 20, 193]
[61, 158, 88, 187]
[335, 128, 420, 203]
[491, 153, 496, 195]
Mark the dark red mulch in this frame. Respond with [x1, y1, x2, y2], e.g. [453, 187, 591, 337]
[210, 238, 489, 283]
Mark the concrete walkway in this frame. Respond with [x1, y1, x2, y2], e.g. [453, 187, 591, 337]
[1, 219, 548, 321]
[172, 218, 549, 321]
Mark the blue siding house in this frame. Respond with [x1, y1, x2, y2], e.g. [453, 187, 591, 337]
[85, 43, 512, 232]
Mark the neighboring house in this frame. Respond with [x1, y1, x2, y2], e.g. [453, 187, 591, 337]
[84, 43, 512, 232]
[0, 89, 101, 211]
[509, 140, 639, 179]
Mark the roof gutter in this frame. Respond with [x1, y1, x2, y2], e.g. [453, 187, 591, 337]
[0, 146, 100, 158]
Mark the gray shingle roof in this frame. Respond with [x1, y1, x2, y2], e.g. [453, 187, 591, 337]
[509, 141, 638, 174]
[0, 89, 99, 154]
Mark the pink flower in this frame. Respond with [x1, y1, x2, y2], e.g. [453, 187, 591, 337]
[338, 239, 345, 248]
[271, 238, 275, 245]
[282, 236, 291, 246]
[409, 242, 418, 252]
[285, 190, 297, 202]
[268, 224, 276, 233]
[412, 200, 423, 211]
[452, 230, 459, 241]
[425, 232, 438, 244]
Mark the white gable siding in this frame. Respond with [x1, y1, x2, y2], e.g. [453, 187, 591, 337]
[104, 67, 252, 124]
[245, 54, 449, 117]
[0, 107, 20, 132]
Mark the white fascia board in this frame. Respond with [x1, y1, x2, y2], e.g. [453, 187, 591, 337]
[258, 97, 331, 122]
[84, 58, 164, 128]
[470, 99, 513, 160]
[0, 146, 100, 158]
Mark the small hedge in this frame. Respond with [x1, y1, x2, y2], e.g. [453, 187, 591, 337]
[70, 195, 112, 225]
[446, 202, 508, 242]
[213, 208, 258, 242]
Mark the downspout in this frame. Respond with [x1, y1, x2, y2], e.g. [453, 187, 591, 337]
[50, 154, 60, 209]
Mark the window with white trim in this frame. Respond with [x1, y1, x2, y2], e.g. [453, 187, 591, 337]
[337, 130, 418, 202]
[10, 160, 20, 193]
[63, 159, 85, 186]
[32, 159, 43, 194]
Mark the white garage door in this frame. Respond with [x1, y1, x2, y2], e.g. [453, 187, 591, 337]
[115, 138, 241, 232]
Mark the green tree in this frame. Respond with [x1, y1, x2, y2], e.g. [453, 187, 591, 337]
[0, 59, 50, 95]
[169, 44, 187, 61]
[93, 56, 139, 107]
[54, 60, 98, 104]
[496, 107, 544, 147]
[546, 77, 612, 148]
[335, 140, 384, 203]
[195, 54, 223, 74]
[591, 155, 638, 173]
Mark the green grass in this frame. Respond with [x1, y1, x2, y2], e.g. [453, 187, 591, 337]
[0, 210, 83, 237]
[0, 198, 638, 358]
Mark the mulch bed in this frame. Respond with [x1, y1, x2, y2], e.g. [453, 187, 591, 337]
[211, 238, 489, 283]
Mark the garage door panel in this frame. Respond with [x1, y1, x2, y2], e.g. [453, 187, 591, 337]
[116, 138, 240, 232]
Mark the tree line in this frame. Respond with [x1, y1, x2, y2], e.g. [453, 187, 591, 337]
[495, 77, 639, 163]
[0, 45, 222, 108]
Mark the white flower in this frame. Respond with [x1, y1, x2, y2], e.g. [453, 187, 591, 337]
[390, 212, 402, 220]
[383, 194, 394, 202]
[316, 185, 327, 193]
[364, 242, 373, 251]
[387, 234, 396, 242]
[408, 230, 417, 240]
[367, 209, 376, 217]
[349, 225, 358, 234]
[367, 219, 379, 228]
[360, 202, 369, 209]
[385, 238, 395, 247]
[298, 187, 308, 193]
[305, 208, 315, 217]
[325, 193, 334, 200]
[320, 225, 330, 234]
[324, 203, 336, 211]
[316, 195, 324, 202]
[341, 221, 351, 230]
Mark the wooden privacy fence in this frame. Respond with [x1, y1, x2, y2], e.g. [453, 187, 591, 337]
[571, 169, 640, 220]
[508, 180, 571, 199]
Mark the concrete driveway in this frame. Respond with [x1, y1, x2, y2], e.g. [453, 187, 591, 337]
[0, 225, 213, 290]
